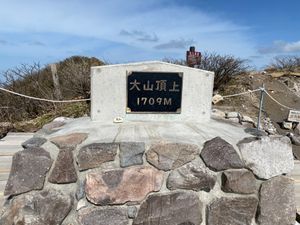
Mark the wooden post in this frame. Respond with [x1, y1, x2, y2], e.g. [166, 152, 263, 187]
[50, 64, 62, 100]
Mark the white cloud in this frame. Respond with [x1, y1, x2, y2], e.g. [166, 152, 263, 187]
[0, 0, 257, 65]
[258, 40, 300, 54]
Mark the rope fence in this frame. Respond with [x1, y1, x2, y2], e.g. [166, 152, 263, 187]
[0, 86, 297, 110]
[0, 87, 90, 103]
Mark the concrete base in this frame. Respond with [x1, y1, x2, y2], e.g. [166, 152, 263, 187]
[47, 117, 250, 150]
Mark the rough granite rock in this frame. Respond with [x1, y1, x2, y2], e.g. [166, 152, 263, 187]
[257, 176, 296, 225]
[22, 137, 47, 149]
[77, 143, 118, 171]
[146, 142, 200, 171]
[207, 197, 258, 225]
[85, 165, 164, 205]
[0, 189, 73, 225]
[4, 147, 53, 196]
[127, 205, 138, 219]
[167, 158, 217, 192]
[238, 136, 294, 179]
[222, 169, 257, 194]
[41, 121, 65, 134]
[133, 191, 203, 225]
[78, 207, 128, 225]
[119, 142, 145, 167]
[48, 149, 77, 184]
[200, 137, 244, 171]
[50, 132, 88, 149]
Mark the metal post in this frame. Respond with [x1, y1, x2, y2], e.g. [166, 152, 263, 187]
[257, 84, 265, 131]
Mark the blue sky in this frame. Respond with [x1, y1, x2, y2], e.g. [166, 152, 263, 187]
[0, 0, 299, 72]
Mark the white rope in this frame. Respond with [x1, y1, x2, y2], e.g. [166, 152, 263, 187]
[0, 87, 90, 103]
[264, 90, 295, 110]
[222, 89, 261, 98]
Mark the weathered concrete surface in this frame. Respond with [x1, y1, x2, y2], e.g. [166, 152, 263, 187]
[85, 166, 164, 205]
[91, 61, 214, 122]
[238, 136, 294, 179]
[133, 191, 203, 225]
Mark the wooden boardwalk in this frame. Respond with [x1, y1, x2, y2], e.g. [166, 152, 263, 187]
[0, 133, 299, 213]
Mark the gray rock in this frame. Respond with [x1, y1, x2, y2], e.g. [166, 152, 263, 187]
[207, 197, 258, 225]
[76, 179, 86, 200]
[42, 121, 65, 134]
[222, 169, 257, 194]
[127, 205, 138, 219]
[0, 189, 72, 225]
[257, 176, 296, 225]
[78, 207, 129, 225]
[48, 149, 77, 184]
[119, 142, 145, 167]
[238, 136, 294, 179]
[200, 137, 244, 171]
[167, 159, 217, 192]
[4, 147, 53, 196]
[225, 112, 240, 119]
[21, 137, 47, 149]
[288, 133, 300, 146]
[146, 142, 200, 171]
[77, 143, 118, 171]
[133, 191, 203, 225]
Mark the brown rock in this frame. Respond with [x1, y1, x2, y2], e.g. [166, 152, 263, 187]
[133, 191, 203, 225]
[146, 142, 200, 171]
[77, 143, 118, 171]
[78, 207, 128, 225]
[85, 165, 164, 205]
[50, 132, 88, 148]
[200, 137, 244, 171]
[48, 149, 77, 184]
[0, 189, 73, 225]
[222, 169, 257, 194]
[4, 147, 53, 196]
[167, 159, 217, 192]
[207, 197, 258, 225]
[257, 176, 296, 225]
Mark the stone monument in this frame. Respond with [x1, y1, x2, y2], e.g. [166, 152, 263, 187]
[91, 61, 214, 122]
[0, 61, 296, 225]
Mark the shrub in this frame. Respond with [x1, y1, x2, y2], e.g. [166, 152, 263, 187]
[268, 56, 300, 72]
[0, 56, 104, 123]
[163, 52, 249, 90]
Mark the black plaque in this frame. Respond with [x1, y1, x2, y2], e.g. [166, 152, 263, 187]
[127, 71, 183, 113]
